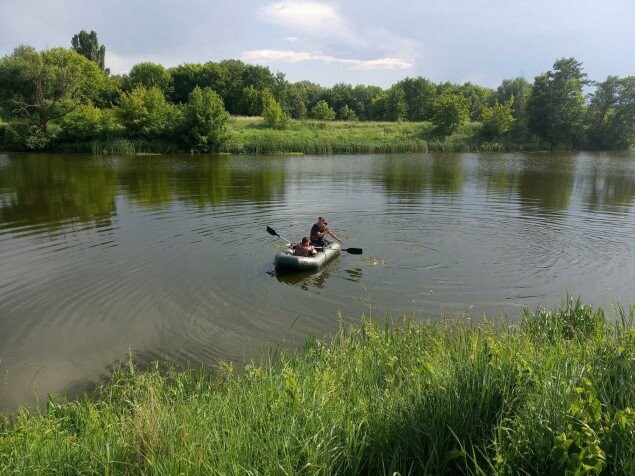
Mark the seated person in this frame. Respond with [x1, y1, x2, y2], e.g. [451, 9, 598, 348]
[293, 237, 317, 256]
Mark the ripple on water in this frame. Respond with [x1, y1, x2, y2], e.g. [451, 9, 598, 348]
[1, 151, 634, 410]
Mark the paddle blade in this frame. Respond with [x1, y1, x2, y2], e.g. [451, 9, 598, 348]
[266, 226, 278, 237]
[343, 247, 363, 255]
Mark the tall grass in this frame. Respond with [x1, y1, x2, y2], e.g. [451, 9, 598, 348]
[1, 297, 634, 474]
[222, 117, 517, 155]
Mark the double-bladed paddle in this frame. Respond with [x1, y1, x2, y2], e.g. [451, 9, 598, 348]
[266, 226, 363, 255]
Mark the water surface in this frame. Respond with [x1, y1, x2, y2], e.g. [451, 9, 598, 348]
[0, 152, 633, 410]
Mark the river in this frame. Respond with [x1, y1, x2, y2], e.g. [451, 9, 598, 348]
[0, 151, 633, 410]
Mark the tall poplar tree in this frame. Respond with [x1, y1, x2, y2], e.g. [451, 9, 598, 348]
[71, 30, 106, 72]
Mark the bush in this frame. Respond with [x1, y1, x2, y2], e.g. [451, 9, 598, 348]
[431, 92, 469, 136]
[337, 105, 358, 121]
[180, 86, 230, 152]
[58, 104, 122, 142]
[261, 89, 290, 129]
[480, 97, 515, 140]
[115, 86, 179, 139]
[310, 100, 336, 121]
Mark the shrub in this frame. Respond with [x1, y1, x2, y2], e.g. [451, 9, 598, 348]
[180, 86, 230, 152]
[310, 100, 336, 121]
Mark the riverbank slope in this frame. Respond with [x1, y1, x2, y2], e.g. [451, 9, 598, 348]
[1, 297, 634, 474]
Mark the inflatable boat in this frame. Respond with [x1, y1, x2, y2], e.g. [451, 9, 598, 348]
[274, 242, 341, 271]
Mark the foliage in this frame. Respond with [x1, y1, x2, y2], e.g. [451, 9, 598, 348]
[309, 99, 336, 121]
[180, 86, 230, 152]
[1, 298, 634, 474]
[585, 76, 635, 149]
[431, 92, 470, 135]
[480, 97, 515, 139]
[384, 85, 407, 121]
[237, 85, 262, 116]
[126, 62, 172, 96]
[0, 46, 105, 144]
[0, 43, 630, 151]
[71, 30, 106, 72]
[261, 88, 290, 129]
[397, 76, 437, 121]
[528, 57, 588, 148]
[457, 82, 495, 120]
[337, 105, 358, 121]
[115, 86, 178, 139]
[496, 77, 532, 142]
[324, 83, 355, 113]
[58, 104, 121, 142]
[352, 84, 383, 121]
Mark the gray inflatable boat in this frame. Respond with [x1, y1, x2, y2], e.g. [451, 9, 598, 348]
[274, 242, 341, 271]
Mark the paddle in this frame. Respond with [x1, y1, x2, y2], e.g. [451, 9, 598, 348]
[266, 226, 291, 244]
[266, 226, 363, 255]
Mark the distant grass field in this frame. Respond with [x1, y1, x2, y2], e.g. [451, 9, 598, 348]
[1, 297, 634, 474]
[222, 116, 502, 155]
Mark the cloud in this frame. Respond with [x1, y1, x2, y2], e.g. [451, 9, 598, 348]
[242, 49, 413, 70]
[260, 1, 364, 47]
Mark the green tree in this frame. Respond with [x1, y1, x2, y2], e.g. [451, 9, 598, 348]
[261, 88, 289, 129]
[288, 80, 326, 116]
[337, 105, 358, 121]
[370, 92, 387, 121]
[220, 60, 276, 114]
[94, 73, 124, 108]
[496, 77, 531, 142]
[480, 98, 515, 139]
[351, 84, 383, 120]
[169, 62, 229, 104]
[181, 86, 230, 152]
[126, 62, 172, 96]
[58, 104, 121, 142]
[528, 57, 588, 147]
[585, 76, 635, 149]
[71, 30, 106, 72]
[384, 86, 407, 121]
[238, 85, 262, 116]
[325, 83, 354, 113]
[0, 46, 104, 148]
[457, 82, 495, 121]
[115, 86, 177, 138]
[431, 92, 469, 135]
[310, 100, 336, 121]
[397, 77, 437, 121]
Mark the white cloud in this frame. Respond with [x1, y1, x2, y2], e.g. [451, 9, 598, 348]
[242, 49, 413, 70]
[260, 1, 364, 47]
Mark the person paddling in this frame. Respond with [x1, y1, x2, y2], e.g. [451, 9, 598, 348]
[310, 216, 341, 247]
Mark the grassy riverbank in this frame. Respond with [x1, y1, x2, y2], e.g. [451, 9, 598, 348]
[220, 116, 521, 155]
[2, 297, 635, 474]
[221, 117, 495, 155]
[50, 117, 525, 155]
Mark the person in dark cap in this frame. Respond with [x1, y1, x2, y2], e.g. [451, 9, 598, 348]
[310, 216, 341, 247]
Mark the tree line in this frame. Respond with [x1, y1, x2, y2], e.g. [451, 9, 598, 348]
[0, 30, 633, 152]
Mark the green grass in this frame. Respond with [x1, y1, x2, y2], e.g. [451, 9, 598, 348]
[1, 296, 635, 474]
[222, 117, 495, 155]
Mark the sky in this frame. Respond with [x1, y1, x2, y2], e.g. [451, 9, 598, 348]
[0, 0, 633, 88]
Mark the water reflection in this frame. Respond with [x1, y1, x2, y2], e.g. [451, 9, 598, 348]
[0, 151, 634, 412]
[274, 268, 332, 291]
[0, 154, 287, 231]
[0, 155, 117, 230]
[585, 161, 635, 213]
[376, 153, 465, 200]
[516, 154, 576, 212]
